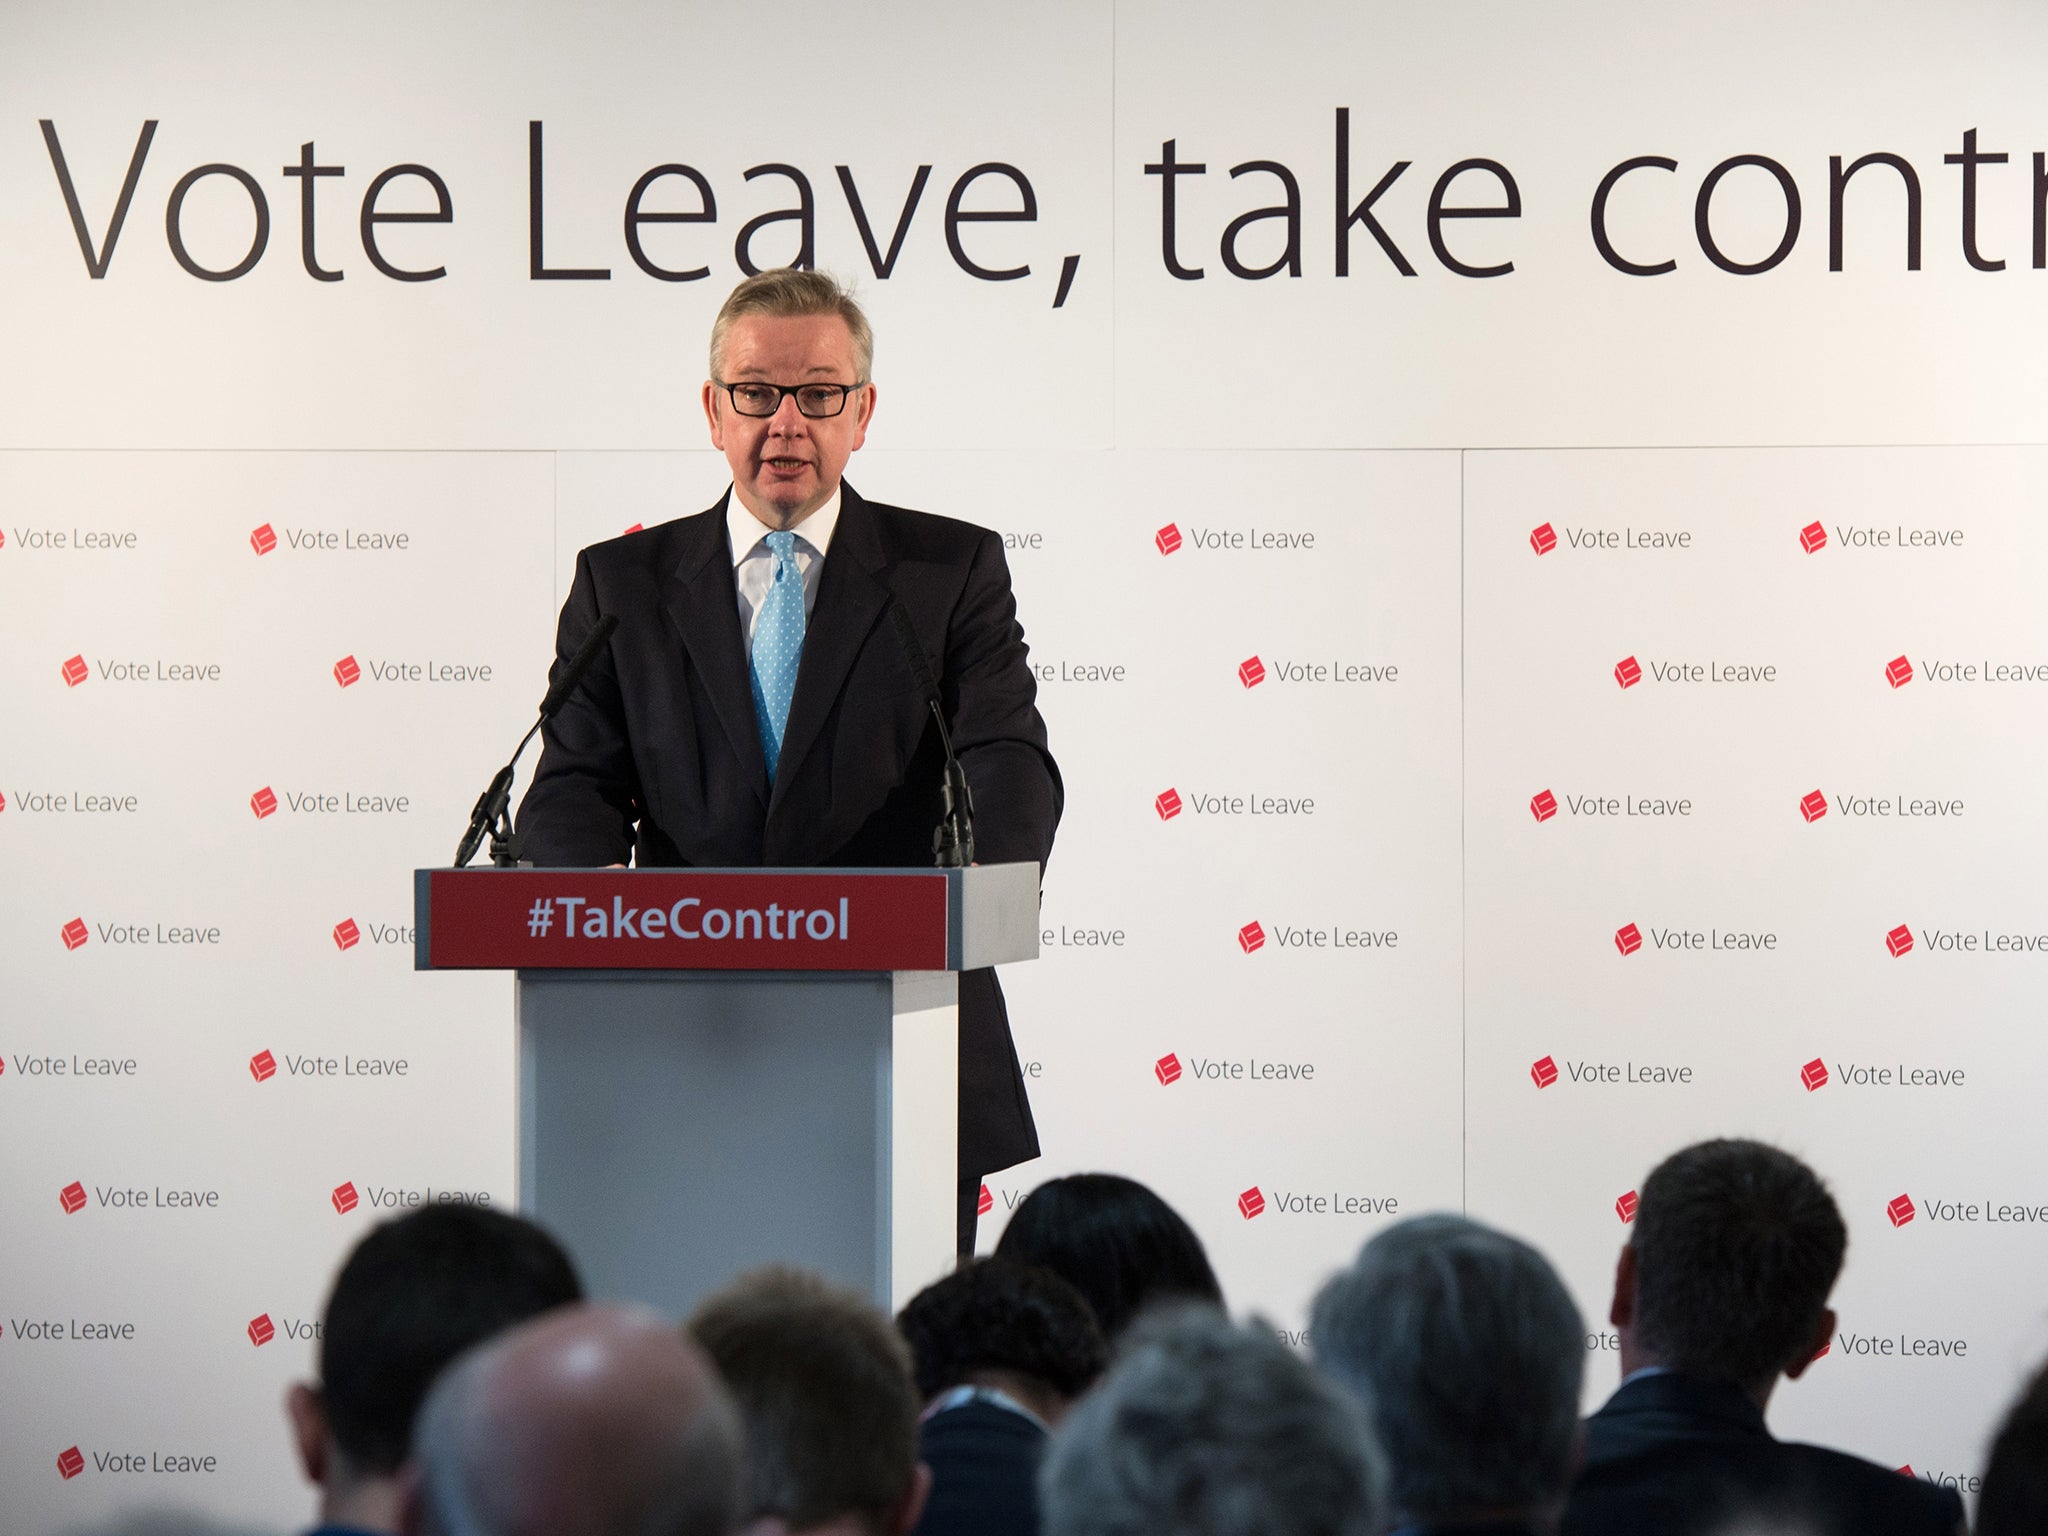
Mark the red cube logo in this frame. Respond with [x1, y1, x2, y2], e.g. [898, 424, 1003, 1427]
[1615, 1190, 1639, 1224]
[1237, 921, 1266, 954]
[1155, 788, 1183, 821]
[1155, 523, 1183, 555]
[61, 917, 90, 951]
[1530, 1055, 1559, 1089]
[1811, 1337, 1832, 1362]
[333, 918, 361, 952]
[250, 786, 279, 819]
[1799, 521, 1827, 554]
[1530, 788, 1559, 823]
[1237, 1186, 1266, 1220]
[976, 1182, 994, 1217]
[1799, 789, 1827, 823]
[1529, 522, 1558, 556]
[249, 1049, 277, 1083]
[332, 1181, 359, 1214]
[1237, 655, 1266, 689]
[1885, 655, 1913, 689]
[1897, 1465, 1915, 1479]
[1886, 924, 1914, 959]
[1887, 1193, 1916, 1227]
[1155, 1053, 1182, 1086]
[1614, 655, 1643, 690]
[60, 1180, 88, 1215]
[622, 522, 645, 535]
[1800, 1058, 1829, 1092]
[62, 654, 89, 688]
[1614, 922, 1643, 957]
[333, 654, 361, 688]
[249, 523, 278, 555]
[57, 1446, 85, 1480]
[0, 790, 7, 812]
[247, 1313, 275, 1347]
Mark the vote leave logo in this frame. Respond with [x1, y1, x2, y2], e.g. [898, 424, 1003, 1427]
[247, 1313, 275, 1347]
[62, 654, 89, 688]
[976, 1182, 994, 1217]
[1614, 655, 1643, 690]
[1615, 1190, 1640, 1224]
[250, 786, 279, 819]
[1529, 522, 1558, 555]
[1800, 789, 1828, 823]
[333, 918, 361, 952]
[1530, 788, 1558, 822]
[1801, 1058, 1829, 1091]
[1238, 1186, 1266, 1220]
[1155, 1053, 1183, 1085]
[1237, 920, 1266, 954]
[1531, 1055, 1559, 1089]
[60, 1180, 88, 1215]
[1614, 922, 1643, 957]
[57, 1445, 85, 1480]
[248, 1049, 277, 1083]
[1155, 788, 1183, 821]
[1886, 924, 1915, 958]
[0, 790, 7, 813]
[1238, 655, 1266, 689]
[1155, 523, 1183, 555]
[1888, 1193, 1917, 1227]
[61, 917, 90, 950]
[1800, 521, 1827, 554]
[1886, 655, 1913, 689]
[622, 522, 644, 535]
[249, 523, 277, 555]
[331, 1181, 359, 1214]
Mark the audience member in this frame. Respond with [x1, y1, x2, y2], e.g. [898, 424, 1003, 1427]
[897, 1258, 1108, 1536]
[1039, 1305, 1383, 1536]
[1978, 1359, 2048, 1536]
[1562, 1138, 1964, 1536]
[286, 1205, 583, 1536]
[401, 1302, 743, 1536]
[994, 1173, 1223, 1338]
[689, 1267, 931, 1536]
[1312, 1213, 1584, 1535]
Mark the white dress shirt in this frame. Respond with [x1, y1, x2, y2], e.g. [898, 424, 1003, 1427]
[727, 488, 839, 656]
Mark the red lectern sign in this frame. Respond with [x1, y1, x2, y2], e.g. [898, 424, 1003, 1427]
[420, 869, 950, 972]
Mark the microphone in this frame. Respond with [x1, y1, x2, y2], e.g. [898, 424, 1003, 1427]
[453, 612, 619, 868]
[888, 604, 974, 868]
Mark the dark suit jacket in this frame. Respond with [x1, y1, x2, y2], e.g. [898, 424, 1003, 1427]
[912, 1398, 1047, 1536]
[1563, 1373, 1964, 1536]
[515, 484, 1062, 1176]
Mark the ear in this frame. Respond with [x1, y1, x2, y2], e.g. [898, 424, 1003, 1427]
[285, 1382, 329, 1486]
[1783, 1306, 1837, 1382]
[891, 1462, 934, 1536]
[1608, 1244, 1639, 1331]
[849, 381, 877, 452]
[703, 380, 726, 449]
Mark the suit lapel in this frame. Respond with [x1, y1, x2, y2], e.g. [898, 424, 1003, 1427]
[772, 483, 892, 812]
[660, 495, 769, 806]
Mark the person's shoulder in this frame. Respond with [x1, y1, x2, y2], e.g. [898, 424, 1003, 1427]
[1776, 1442, 1966, 1530]
[578, 504, 725, 574]
[852, 493, 999, 560]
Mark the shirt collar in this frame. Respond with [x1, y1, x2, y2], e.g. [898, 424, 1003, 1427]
[727, 486, 840, 567]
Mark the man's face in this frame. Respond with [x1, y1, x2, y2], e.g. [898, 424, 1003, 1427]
[703, 312, 875, 530]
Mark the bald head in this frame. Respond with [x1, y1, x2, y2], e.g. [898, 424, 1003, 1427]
[406, 1302, 743, 1536]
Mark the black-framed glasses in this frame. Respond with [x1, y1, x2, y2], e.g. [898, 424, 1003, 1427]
[716, 380, 866, 419]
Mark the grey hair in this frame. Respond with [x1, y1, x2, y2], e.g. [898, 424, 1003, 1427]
[709, 267, 874, 382]
[1311, 1213, 1584, 1521]
[1040, 1306, 1384, 1536]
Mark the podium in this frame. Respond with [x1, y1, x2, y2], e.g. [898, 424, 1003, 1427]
[414, 863, 1040, 1316]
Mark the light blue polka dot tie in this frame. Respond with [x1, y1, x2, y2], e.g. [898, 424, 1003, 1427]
[750, 530, 805, 780]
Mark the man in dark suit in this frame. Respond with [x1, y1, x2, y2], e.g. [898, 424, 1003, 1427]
[1563, 1138, 1964, 1536]
[516, 270, 1061, 1254]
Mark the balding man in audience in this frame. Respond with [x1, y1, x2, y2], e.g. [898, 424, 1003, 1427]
[1563, 1138, 1964, 1536]
[1040, 1306, 1384, 1536]
[1312, 1213, 1584, 1536]
[400, 1302, 743, 1536]
[688, 1268, 932, 1536]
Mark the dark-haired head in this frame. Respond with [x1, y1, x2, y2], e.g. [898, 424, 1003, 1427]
[994, 1173, 1223, 1339]
[898, 1257, 1107, 1420]
[1979, 1360, 2048, 1536]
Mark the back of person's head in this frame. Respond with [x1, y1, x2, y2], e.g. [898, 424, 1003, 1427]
[688, 1267, 925, 1535]
[1979, 1360, 2048, 1536]
[1039, 1306, 1383, 1536]
[1631, 1138, 1847, 1390]
[994, 1173, 1223, 1338]
[315, 1204, 583, 1475]
[896, 1257, 1108, 1411]
[406, 1301, 743, 1536]
[1311, 1213, 1584, 1523]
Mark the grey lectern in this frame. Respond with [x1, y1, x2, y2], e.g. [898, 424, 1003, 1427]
[414, 862, 1040, 1317]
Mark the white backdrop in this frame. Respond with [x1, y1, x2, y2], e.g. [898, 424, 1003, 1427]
[4, 2, 2046, 1530]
